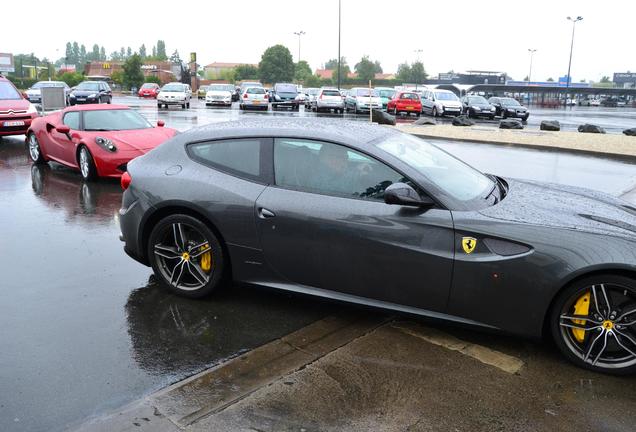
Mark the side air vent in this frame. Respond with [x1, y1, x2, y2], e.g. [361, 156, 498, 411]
[483, 238, 531, 257]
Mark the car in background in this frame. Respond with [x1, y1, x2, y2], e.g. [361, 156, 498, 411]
[304, 88, 319, 109]
[376, 87, 396, 111]
[239, 86, 269, 111]
[232, 86, 240, 102]
[461, 95, 496, 119]
[240, 81, 263, 94]
[25, 81, 71, 104]
[344, 88, 382, 114]
[205, 84, 234, 107]
[315, 88, 345, 113]
[0, 75, 39, 137]
[578, 97, 601, 107]
[197, 85, 209, 100]
[26, 105, 177, 180]
[488, 97, 529, 120]
[270, 83, 300, 111]
[421, 89, 462, 117]
[157, 82, 191, 109]
[69, 81, 112, 105]
[387, 91, 421, 117]
[138, 83, 160, 98]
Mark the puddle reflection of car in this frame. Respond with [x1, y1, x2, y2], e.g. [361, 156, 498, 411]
[30, 164, 122, 221]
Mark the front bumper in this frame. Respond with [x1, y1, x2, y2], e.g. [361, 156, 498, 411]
[118, 196, 150, 266]
[158, 99, 186, 105]
[470, 108, 496, 117]
[356, 103, 382, 111]
[440, 106, 462, 116]
[504, 110, 529, 119]
[70, 96, 100, 104]
[0, 113, 36, 136]
[272, 100, 299, 108]
[206, 98, 232, 106]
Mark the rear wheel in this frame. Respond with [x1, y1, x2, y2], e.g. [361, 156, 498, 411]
[148, 214, 225, 298]
[432, 106, 438, 117]
[28, 133, 46, 164]
[551, 275, 636, 375]
[78, 146, 97, 181]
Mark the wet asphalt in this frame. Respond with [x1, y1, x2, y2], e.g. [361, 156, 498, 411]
[1, 99, 636, 432]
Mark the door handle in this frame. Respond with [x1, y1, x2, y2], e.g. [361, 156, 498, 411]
[258, 208, 276, 219]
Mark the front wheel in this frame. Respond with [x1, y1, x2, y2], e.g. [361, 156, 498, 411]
[148, 214, 225, 298]
[107, 96, 112, 104]
[550, 274, 636, 375]
[432, 106, 438, 117]
[78, 146, 97, 181]
[28, 133, 46, 164]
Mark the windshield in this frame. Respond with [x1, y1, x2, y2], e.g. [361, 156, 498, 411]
[322, 89, 341, 97]
[501, 98, 521, 106]
[307, 88, 319, 95]
[76, 82, 100, 91]
[467, 96, 488, 104]
[241, 82, 262, 89]
[434, 91, 459, 101]
[356, 89, 378, 97]
[378, 89, 395, 98]
[377, 134, 494, 203]
[161, 84, 185, 92]
[84, 109, 152, 131]
[275, 84, 297, 94]
[0, 81, 21, 100]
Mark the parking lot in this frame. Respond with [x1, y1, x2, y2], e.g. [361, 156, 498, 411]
[2, 102, 636, 432]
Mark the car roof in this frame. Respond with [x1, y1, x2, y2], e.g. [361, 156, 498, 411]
[174, 118, 397, 149]
[62, 104, 130, 113]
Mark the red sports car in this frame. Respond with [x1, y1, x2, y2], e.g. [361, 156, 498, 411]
[0, 75, 39, 137]
[26, 104, 177, 180]
[387, 91, 422, 117]
[138, 83, 160, 98]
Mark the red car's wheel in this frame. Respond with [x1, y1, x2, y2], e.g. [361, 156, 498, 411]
[28, 133, 47, 164]
[78, 146, 98, 181]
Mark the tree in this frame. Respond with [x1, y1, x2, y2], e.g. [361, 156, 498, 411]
[259, 45, 294, 83]
[56, 71, 84, 87]
[119, 47, 126, 60]
[110, 70, 124, 85]
[354, 56, 377, 81]
[109, 51, 120, 61]
[90, 44, 100, 61]
[151, 45, 157, 58]
[139, 44, 147, 59]
[546, 77, 555, 82]
[100, 46, 106, 61]
[523, 75, 529, 81]
[169, 50, 181, 64]
[396, 63, 412, 83]
[80, 44, 86, 65]
[600, 76, 611, 83]
[65, 42, 73, 65]
[410, 61, 427, 84]
[122, 54, 144, 90]
[156, 40, 167, 60]
[373, 60, 383, 74]
[304, 74, 322, 88]
[126, 47, 132, 58]
[144, 75, 162, 84]
[234, 64, 259, 81]
[72, 42, 80, 66]
[294, 60, 312, 83]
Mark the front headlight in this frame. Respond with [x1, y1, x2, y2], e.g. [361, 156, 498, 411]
[26, 103, 38, 114]
[507, 108, 515, 112]
[96, 136, 117, 152]
[473, 106, 481, 111]
[490, 106, 496, 111]
[88, 93, 97, 98]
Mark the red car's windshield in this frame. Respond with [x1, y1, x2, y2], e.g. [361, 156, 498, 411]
[83, 109, 152, 131]
[0, 81, 22, 100]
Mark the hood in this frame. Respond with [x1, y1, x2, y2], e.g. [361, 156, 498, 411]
[85, 128, 176, 152]
[72, 90, 98, 96]
[439, 100, 461, 107]
[27, 89, 42, 95]
[470, 103, 493, 109]
[206, 90, 232, 97]
[479, 179, 636, 239]
[0, 99, 30, 111]
[503, 104, 526, 110]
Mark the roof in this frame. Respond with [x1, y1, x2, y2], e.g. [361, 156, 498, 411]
[63, 104, 130, 112]
[315, 69, 334, 79]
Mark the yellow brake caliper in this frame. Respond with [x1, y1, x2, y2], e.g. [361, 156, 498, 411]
[200, 244, 212, 272]
[572, 291, 591, 343]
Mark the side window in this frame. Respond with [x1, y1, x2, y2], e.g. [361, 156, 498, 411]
[63, 112, 80, 130]
[188, 138, 264, 181]
[274, 138, 406, 201]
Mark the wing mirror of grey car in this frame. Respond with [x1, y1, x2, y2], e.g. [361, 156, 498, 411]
[384, 182, 434, 207]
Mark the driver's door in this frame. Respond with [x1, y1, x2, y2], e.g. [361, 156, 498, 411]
[44, 111, 80, 165]
[255, 137, 455, 313]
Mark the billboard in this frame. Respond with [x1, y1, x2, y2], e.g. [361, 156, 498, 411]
[613, 72, 636, 84]
[0, 53, 15, 73]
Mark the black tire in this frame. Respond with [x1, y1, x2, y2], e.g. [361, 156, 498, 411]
[550, 274, 636, 375]
[107, 96, 112, 104]
[78, 146, 98, 181]
[415, 112, 421, 118]
[432, 106, 438, 117]
[489, 115, 495, 120]
[523, 115, 529, 121]
[27, 133, 46, 164]
[186, 101, 190, 109]
[502, 110, 508, 119]
[148, 214, 225, 298]
[182, 103, 186, 109]
[157, 103, 162, 109]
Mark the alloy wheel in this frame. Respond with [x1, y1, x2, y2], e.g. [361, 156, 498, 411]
[79, 148, 90, 178]
[28, 134, 40, 162]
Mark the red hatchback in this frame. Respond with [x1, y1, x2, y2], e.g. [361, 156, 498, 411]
[26, 104, 177, 180]
[0, 75, 39, 137]
[138, 83, 160, 98]
[387, 91, 422, 117]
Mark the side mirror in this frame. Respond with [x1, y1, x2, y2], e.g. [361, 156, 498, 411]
[384, 182, 434, 207]
[56, 125, 72, 140]
[21, 92, 28, 99]
[157, 120, 165, 127]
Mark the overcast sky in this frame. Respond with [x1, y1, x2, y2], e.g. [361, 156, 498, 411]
[5, 0, 633, 81]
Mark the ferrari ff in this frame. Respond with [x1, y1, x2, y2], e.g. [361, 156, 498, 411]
[27, 105, 177, 180]
[118, 118, 636, 374]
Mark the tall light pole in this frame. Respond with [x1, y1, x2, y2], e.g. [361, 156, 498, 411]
[565, 16, 583, 90]
[527, 48, 537, 82]
[293, 30, 305, 63]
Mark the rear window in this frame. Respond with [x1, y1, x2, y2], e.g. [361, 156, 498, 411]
[246, 87, 265, 94]
[188, 138, 264, 181]
[275, 84, 297, 93]
[0, 81, 22, 100]
[400, 93, 419, 100]
[322, 90, 341, 96]
[355, 89, 378, 97]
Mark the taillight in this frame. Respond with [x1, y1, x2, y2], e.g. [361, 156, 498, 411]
[121, 172, 132, 190]
[243, 93, 248, 99]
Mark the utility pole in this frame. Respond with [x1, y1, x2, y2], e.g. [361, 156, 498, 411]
[293, 31, 305, 63]
[565, 16, 583, 105]
[527, 48, 537, 82]
[337, 0, 341, 90]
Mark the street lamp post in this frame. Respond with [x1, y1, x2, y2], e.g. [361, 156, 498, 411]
[293, 30, 306, 63]
[527, 48, 537, 82]
[565, 16, 583, 99]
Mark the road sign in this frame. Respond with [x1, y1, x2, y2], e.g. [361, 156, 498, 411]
[0, 53, 15, 73]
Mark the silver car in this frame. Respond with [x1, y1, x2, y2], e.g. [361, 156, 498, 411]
[304, 88, 320, 109]
[239, 86, 269, 111]
[315, 88, 345, 114]
[25, 81, 71, 104]
[421, 89, 463, 117]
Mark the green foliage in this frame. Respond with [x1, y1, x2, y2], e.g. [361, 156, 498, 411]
[259, 45, 294, 83]
[110, 70, 124, 85]
[354, 56, 377, 81]
[122, 54, 145, 90]
[6, 75, 37, 90]
[144, 75, 162, 84]
[219, 68, 237, 83]
[546, 77, 555, 82]
[56, 72, 85, 87]
[599, 76, 611, 83]
[410, 61, 427, 83]
[139, 44, 147, 59]
[294, 61, 312, 83]
[234, 64, 259, 81]
[304, 74, 322, 88]
[156, 40, 167, 60]
[395, 61, 427, 84]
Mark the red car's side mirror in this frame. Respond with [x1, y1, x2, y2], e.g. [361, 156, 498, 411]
[21, 92, 28, 99]
[56, 125, 70, 134]
[157, 120, 165, 127]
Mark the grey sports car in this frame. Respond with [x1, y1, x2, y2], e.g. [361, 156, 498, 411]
[118, 118, 636, 374]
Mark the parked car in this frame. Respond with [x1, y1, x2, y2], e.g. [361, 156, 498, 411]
[601, 98, 618, 107]
[205, 84, 234, 107]
[26, 105, 176, 180]
[461, 95, 496, 119]
[344, 88, 382, 114]
[270, 83, 300, 111]
[25, 81, 71, 104]
[240, 81, 263, 94]
[232, 87, 240, 102]
[578, 97, 601, 107]
[421, 89, 462, 117]
[387, 91, 421, 117]
[0, 75, 39, 137]
[488, 97, 529, 120]
[138, 83, 160, 98]
[304, 88, 319, 109]
[315, 88, 345, 113]
[197, 85, 209, 100]
[69, 81, 112, 105]
[376, 87, 396, 111]
[119, 117, 636, 375]
[157, 82, 191, 109]
[239, 86, 269, 111]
